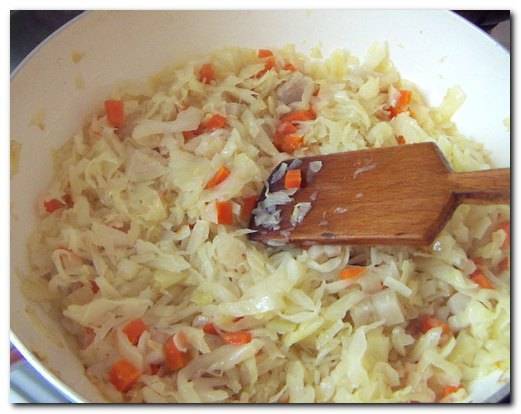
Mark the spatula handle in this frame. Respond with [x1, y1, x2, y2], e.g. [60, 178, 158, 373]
[449, 168, 510, 204]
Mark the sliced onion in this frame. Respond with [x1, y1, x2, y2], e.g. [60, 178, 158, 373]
[288, 159, 303, 170]
[447, 292, 471, 315]
[309, 160, 323, 173]
[350, 298, 377, 327]
[383, 276, 412, 298]
[192, 315, 210, 328]
[371, 289, 405, 326]
[253, 208, 281, 229]
[270, 162, 288, 184]
[261, 188, 298, 208]
[290, 202, 312, 226]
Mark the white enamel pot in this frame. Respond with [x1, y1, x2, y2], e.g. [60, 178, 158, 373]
[10, 10, 510, 403]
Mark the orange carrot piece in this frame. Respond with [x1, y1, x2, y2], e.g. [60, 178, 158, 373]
[280, 109, 316, 124]
[390, 90, 412, 118]
[283, 62, 297, 72]
[275, 121, 298, 139]
[109, 359, 140, 392]
[221, 331, 252, 345]
[123, 319, 148, 345]
[184, 114, 227, 141]
[199, 63, 215, 84]
[470, 270, 494, 289]
[183, 130, 198, 141]
[43, 198, 65, 213]
[264, 56, 276, 69]
[258, 49, 273, 58]
[440, 385, 462, 399]
[216, 201, 233, 225]
[202, 114, 227, 131]
[256, 55, 276, 78]
[276, 134, 304, 153]
[339, 266, 366, 280]
[205, 166, 231, 189]
[203, 323, 219, 335]
[104, 100, 125, 128]
[241, 195, 258, 220]
[284, 169, 302, 189]
[396, 135, 406, 145]
[163, 336, 190, 371]
[419, 315, 451, 335]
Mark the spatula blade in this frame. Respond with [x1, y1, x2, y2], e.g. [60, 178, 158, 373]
[248, 143, 457, 246]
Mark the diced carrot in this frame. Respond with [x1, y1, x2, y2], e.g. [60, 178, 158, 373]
[221, 331, 252, 345]
[202, 114, 227, 131]
[498, 257, 509, 272]
[498, 221, 510, 249]
[275, 121, 298, 139]
[283, 62, 297, 72]
[470, 270, 494, 289]
[149, 363, 161, 375]
[203, 323, 219, 335]
[90, 280, 100, 294]
[419, 315, 451, 335]
[275, 134, 304, 154]
[389, 90, 412, 118]
[183, 130, 198, 141]
[123, 319, 148, 345]
[339, 266, 366, 280]
[241, 195, 258, 220]
[284, 169, 302, 189]
[256, 55, 276, 78]
[258, 49, 273, 58]
[205, 166, 231, 189]
[440, 385, 462, 399]
[280, 109, 316, 124]
[43, 198, 65, 214]
[396, 135, 406, 145]
[184, 114, 227, 141]
[109, 359, 140, 392]
[264, 55, 276, 70]
[216, 201, 233, 225]
[199, 63, 215, 84]
[164, 336, 190, 371]
[104, 100, 125, 128]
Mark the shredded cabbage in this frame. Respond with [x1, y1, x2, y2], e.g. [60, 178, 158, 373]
[26, 43, 509, 403]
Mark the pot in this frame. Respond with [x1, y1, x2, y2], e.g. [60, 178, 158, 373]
[10, 10, 510, 403]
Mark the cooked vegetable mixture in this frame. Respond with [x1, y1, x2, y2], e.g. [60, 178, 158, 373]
[27, 44, 509, 402]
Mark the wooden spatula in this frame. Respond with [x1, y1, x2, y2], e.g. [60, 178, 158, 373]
[248, 142, 509, 246]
